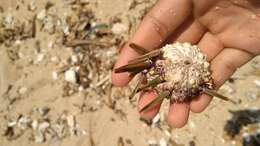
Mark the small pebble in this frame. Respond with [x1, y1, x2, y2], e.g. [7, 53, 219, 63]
[48, 41, 53, 49]
[148, 139, 157, 146]
[70, 55, 78, 64]
[35, 53, 45, 63]
[19, 87, 28, 95]
[35, 132, 45, 143]
[254, 80, 260, 87]
[31, 120, 38, 130]
[29, 0, 37, 11]
[7, 121, 17, 127]
[18, 116, 31, 130]
[189, 121, 196, 129]
[242, 132, 251, 143]
[81, 129, 88, 135]
[112, 23, 127, 34]
[164, 130, 171, 137]
[37, 9, 47, 20]
[18, 52, 25, 59]
[38, 122, 50, 132]
[38, 106, 50, 116]
[4, 15, 13, 25]
[51, 56, 59, 63]
[64, 69, 77, 84]
[220, 137, 226, 143]
[245, 90, 259, 101]
[231, 140, 236, 145]
[52, 71, 59, 80]
[15, 40, 22, 45]
[159, 138, 167, 146]
[220, 84, 235, 94]
[78, 86, 84, 92]
[62, 25, 70, 36]
[249, 94, 258, 100]
[66, 115, 75, 128]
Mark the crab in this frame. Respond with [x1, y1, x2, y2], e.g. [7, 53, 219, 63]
[115, 42, 236, 112]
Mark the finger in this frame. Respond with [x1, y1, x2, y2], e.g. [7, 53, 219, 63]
[190, 94, 212, 113]
[167, 102, 190, 128]
[188, 32, 223, 113]
[138, 90, 162, 120]
[197, 32, 224, 61]
[112, 0, 192, 86]
[190, 48, 253, 113]
[167, 18, 206, 44]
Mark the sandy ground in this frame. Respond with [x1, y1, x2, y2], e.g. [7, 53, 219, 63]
[0, 0, 259, 146]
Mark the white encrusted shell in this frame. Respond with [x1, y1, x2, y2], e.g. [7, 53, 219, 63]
[149, 42, 213, 102]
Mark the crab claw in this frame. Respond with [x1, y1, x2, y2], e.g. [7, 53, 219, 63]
[114, 60, 153, 73]
[129, 43, 149, 55]
[140, 91, 170, 112]
[203, 88, 237, 104]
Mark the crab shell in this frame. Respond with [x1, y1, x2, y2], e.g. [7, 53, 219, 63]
[145, 42, 214, 102]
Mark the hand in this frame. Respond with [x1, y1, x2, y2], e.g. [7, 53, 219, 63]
[112, 0, 260, 128]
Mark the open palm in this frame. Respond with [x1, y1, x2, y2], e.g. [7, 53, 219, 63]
[112, 0, 260, 128]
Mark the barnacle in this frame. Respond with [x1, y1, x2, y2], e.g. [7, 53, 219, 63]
[115, 42, 236, 112]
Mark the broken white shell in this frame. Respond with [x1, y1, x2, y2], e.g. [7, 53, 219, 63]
[64, 69, 77, 84]
[19, 87, 28, 95]
[112, 23, 127, 34]
[37, 10, 47, 20]
[52, 71, 59, 80]
[159, 138, 167, 146]
[17, 116, 31, 130]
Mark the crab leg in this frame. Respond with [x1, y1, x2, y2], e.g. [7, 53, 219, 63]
[130, 74, 149, 99]
[129, 80, 142, 99]
[137, 76, 165, 92]
[129, 43, 149, 54]
[130, 76, 164, 99]
[140, 91, 170, 112]
[115, 60, 153, 73]
[203, 88, 237, 104]
[129, 70, 142, 77]
[128, 49, 161, 64]
[128, 57, 150, 65]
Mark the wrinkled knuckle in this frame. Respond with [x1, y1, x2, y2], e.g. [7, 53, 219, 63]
[145, 14, 169, 39]
[222, 59, 238, 73]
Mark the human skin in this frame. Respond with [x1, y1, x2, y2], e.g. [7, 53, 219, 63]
[112, 0, 260, 128]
